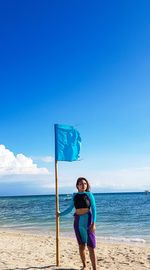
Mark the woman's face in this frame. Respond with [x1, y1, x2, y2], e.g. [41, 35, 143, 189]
[77, 179, 88, 192]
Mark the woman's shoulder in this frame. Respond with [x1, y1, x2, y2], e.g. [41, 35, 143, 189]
[86, 191, 95, 198]
[73, 191, 93, 196]
[86, 191, 93, 194]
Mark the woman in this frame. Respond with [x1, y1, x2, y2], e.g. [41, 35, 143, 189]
[59, 177, 97, 270]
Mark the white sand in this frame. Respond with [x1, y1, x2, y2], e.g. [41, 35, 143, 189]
[0, 231, 150, 270]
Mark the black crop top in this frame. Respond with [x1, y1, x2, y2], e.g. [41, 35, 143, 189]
[73, 193, 91, 209]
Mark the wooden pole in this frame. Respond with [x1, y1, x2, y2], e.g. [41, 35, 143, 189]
[55, 160, 60, 266]
[54, 124, 60, 266]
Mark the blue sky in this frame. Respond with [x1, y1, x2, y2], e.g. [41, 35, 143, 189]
[0, 0, 150, 195]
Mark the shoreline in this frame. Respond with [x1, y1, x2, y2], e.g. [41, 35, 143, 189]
[0, 230, 150, 269]
[0, 227, 149, 247]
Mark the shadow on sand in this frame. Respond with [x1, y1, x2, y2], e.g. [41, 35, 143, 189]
[6, 266, 79, 270]
[6, 266, 54, 270]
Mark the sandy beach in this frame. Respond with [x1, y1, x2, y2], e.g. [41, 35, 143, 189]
[0, 231, 150, 270]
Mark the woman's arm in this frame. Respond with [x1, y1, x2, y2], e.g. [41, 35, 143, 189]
[87, 192, 96, 223]
[59, 194, 75, 216]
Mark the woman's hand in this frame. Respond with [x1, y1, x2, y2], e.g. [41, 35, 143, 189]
[56, 211, 60, 218]
[89, 222, 96, 232]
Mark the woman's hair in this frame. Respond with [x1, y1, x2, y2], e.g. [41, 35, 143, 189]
[76, 177, 91, 192]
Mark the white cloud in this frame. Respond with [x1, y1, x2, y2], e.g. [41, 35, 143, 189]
[0, 144, 49, 176]
[32, 155, 54, 163]
[84, 166, 150, 190]
[0, 144, 150, 194]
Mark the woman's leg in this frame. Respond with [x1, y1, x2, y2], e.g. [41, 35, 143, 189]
[74, 214, 89, 268]
[79, 244, 87, 269]
[87, 246, 97, 270]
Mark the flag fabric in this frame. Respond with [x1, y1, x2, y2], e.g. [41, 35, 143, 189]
[55, 124, 81, 161]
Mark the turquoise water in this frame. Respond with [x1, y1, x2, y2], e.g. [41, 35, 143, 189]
[0, 192, 150, 244]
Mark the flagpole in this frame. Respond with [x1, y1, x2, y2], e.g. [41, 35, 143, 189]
[55, 159, 60, 266]
[54, 125, 60, 266]
[54, 123, 81, 267]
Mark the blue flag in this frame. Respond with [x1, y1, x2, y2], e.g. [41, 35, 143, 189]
[55, 124, 81, 161]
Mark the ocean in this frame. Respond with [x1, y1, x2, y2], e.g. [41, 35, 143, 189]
[0, 192, 150, 245]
